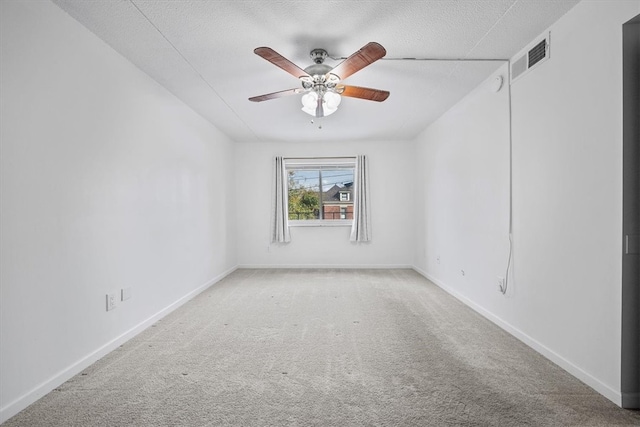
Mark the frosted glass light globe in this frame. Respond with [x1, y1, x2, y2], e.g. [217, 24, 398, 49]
[301, 92, 318, 109]
[324, 92, 341, 109]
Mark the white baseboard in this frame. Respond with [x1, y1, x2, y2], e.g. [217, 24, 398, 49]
[0, 265, 237, 424]
[237, 264, 413, 269]
[412, 266, 623, 408]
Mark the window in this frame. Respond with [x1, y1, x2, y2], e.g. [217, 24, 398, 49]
[285, 158, 355, 225]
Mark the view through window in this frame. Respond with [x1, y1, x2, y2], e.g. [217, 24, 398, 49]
[286, 161, 355, 222]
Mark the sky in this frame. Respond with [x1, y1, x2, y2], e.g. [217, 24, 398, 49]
[289, 169, 354, 193]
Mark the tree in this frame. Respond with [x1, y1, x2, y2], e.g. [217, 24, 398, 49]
[288, 171, 319, 220]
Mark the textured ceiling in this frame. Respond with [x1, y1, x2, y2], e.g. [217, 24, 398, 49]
[51, 0, 579, 143]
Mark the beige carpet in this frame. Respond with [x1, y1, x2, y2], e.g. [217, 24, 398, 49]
[5, 269, 640, 426]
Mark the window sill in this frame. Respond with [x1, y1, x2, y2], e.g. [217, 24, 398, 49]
[289, 220, 352, 227]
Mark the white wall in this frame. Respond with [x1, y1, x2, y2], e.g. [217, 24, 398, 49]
[0, 1, 236, 421]
[414, 0, 640, 406]
[413, 65, 511, 295]
[235, 140, 414, 268]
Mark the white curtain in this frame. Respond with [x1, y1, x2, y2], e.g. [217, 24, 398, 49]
[271, 156, 291, 243]
[350, 155, 372, 242]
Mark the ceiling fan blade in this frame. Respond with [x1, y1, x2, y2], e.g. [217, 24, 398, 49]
[338, 85, 390, 102]
[249, 88, 302, 102]
[327, 42, 386, 81]
[254, 47, 311, 79]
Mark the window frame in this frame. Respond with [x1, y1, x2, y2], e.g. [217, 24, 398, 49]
[284, 157, 356, 227]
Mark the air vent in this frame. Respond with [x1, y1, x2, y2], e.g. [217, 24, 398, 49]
[528, 39, 547, 67]
[511, 32, 550, 83]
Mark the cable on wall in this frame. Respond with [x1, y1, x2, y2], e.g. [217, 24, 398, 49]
[341, 55, 516, 294]
[328, 56, 509, 62]
[500, 60, 514, 295]
[358, 56, 515, 295]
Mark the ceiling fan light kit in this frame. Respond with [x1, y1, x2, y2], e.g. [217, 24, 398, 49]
[301, 90, 342, 117]
[249, 42, 390, 119]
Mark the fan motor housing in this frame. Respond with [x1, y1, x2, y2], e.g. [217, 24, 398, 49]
[303, 63, 332, 76]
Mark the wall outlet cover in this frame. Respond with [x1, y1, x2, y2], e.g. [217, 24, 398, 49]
[106, 293, 117, 311]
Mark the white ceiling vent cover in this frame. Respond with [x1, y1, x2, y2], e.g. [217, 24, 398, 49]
[511, 32, 551, 83]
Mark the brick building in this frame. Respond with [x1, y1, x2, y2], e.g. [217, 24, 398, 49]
[322, 183, 354, 220]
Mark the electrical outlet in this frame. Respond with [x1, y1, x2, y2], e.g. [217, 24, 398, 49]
[497, 277, 505, 292]
[106, 293, 117, 311]
[121, 287, 132, 301]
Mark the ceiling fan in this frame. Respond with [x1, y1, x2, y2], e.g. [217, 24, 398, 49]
[249, 42, 390, 118]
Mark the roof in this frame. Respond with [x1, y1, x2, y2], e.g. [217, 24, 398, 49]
[323, 183, 353, 204]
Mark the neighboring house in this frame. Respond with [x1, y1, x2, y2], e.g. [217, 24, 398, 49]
[322, 182, 354, 220]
